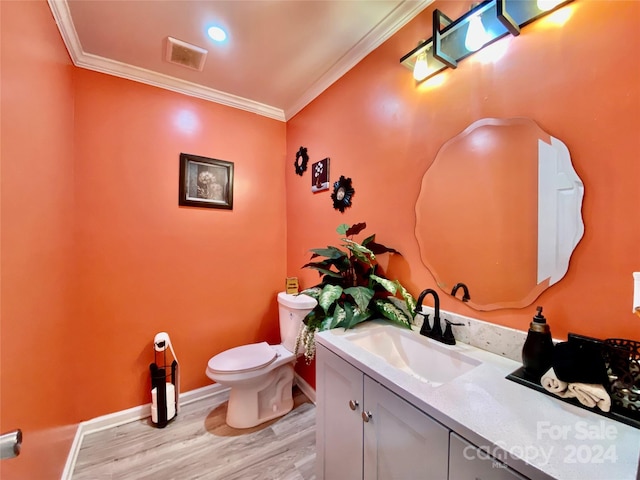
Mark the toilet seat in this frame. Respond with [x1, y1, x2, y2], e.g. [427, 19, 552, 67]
[207, 342, 277, 374]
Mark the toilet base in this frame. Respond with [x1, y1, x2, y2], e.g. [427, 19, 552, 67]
[226, 363, 295, 429]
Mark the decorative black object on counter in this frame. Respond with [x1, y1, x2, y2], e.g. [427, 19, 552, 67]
[553, 340, 608, 385]
[508, 332, 640, 430]
[521, 306, 554, 380]
[603, 338, 640, 415]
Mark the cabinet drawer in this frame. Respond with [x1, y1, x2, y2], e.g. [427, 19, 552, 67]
[449, 432, 528, 480]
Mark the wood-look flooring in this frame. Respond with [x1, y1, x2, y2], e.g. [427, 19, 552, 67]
[71, 387, 316, 480]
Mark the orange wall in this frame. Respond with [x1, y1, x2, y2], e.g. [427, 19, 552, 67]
[2, 1, 287, 475]
[1, 1, 78, 478]
[286, 0, 640, 387]
[72, 69, 287, 419]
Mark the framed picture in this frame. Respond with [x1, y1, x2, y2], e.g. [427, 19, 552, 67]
[179, 153, 234, 209]
[311, 157, 330, 192]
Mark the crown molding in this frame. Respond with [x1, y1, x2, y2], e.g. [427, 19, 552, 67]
[76, 51, 286, 121]
[48, 0, 432, 123]
[47, 0, 285, 121]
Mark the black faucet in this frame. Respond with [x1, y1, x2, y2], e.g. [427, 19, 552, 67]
[414, 289, 443, 341]
[415, 288, 465, 345]
[451, 282, 470, 302]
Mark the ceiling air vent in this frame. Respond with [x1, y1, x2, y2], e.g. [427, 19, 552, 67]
[165, 37, 208, 71]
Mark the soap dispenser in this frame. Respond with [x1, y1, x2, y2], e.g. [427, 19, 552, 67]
[522, 306, 554, 380]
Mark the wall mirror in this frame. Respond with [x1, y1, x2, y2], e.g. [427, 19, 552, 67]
[415, 118, 584, 311]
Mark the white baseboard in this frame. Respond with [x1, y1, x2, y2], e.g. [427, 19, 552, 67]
[294, 373, 316, 404]
[61, 383, 227, 480]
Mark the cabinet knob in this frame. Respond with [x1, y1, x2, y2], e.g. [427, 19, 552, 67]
[348, 400, 359, 411]
[361, 411, 372, 423]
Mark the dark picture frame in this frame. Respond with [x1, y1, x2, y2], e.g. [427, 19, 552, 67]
[179, 153, 234, 209]
[311, 157, 330, 192]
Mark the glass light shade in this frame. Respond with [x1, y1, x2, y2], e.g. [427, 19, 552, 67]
[537, 0, 563, 11]
[464, 14, 490, 52]
[413, 52, 430, 81]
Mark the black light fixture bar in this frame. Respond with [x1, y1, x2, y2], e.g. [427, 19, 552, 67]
[433, 9, 458, 69]
[400, 0, 575, 84]
[497, 0, 521, 36]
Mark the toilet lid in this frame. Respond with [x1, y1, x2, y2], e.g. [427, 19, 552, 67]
[207, 342, 277, 374]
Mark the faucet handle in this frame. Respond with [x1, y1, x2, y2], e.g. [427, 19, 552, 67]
[442, 319, 465, 345]
[419, 314, 432, 336]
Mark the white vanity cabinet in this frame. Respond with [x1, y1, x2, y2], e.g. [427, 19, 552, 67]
[316, 344, 450, 480]
[448, 432, 528, 480]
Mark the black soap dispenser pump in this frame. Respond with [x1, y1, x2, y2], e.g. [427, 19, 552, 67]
[522, 306, 554, 380]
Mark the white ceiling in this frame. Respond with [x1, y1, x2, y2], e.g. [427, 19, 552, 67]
[48, 0, 431, 121]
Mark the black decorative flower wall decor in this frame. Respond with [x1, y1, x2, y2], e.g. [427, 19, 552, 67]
[331, 175, 355, 213]
[294, 147, 309, 176]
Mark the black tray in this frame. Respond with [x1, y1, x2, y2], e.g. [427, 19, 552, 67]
[506, 366, 640, 430]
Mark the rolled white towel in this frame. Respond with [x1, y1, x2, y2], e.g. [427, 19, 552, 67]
[541, 368, 575, 399]
[567, 383, 611, 412]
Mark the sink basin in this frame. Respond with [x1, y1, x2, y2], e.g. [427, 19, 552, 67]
[346, 325, 481, 386]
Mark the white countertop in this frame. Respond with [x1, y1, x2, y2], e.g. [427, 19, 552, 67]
[316, 321, 640, 480]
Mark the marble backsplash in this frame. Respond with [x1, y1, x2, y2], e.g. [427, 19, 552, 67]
[416, 306, 533, 362]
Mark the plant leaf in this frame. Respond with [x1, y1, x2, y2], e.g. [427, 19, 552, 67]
[343, 239, 375, 263]
[370, 274, 397, 295]
[395, 282, 417, 313]
[336, 224, 350, 235]
[309, 246, 347, 260]
[319, 284, 343, 313]
[345, 222, 367, 237]
[362, 233, 375, 246]
[323, 304, 345, 330]
[300, 287, 321, 301]
[303, 264, 343, 278]
[374, 299, 412, 329]
[344, 286, 374, 312]
[367, 241, 399, 255]
[302, 259, 334, 269]
[301, 307, 324, 331]
[342, 302, 372, 329]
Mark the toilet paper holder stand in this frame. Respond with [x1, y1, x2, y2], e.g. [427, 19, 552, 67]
[150, 332, 179, 428]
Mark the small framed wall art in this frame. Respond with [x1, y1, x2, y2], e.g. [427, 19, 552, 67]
[179, 153, 234, 209]
[311, 158, 330, 192]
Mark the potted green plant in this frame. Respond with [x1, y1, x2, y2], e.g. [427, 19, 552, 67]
[295, 222, 416, 363]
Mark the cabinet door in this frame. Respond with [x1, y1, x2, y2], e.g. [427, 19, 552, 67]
[316, 344, 364, 480]
[448, 432, 528, 480]
[363, 377, 449, 480]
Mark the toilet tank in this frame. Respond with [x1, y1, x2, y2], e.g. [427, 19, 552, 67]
[277, 292, 317, 352]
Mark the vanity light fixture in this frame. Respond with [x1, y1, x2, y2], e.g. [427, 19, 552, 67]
[400, 0, 574, 84]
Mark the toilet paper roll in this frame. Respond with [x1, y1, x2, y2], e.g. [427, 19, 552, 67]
[153, 331, 180, 414]
[151, 383, 176, 423]
[166, 383, 176, 420]
[633, 272, 640, 316]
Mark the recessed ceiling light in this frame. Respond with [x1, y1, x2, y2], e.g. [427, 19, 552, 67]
[207, 26, 227, 42]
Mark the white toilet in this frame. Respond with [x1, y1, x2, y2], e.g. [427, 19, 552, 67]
[205, 292, 317, 429]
